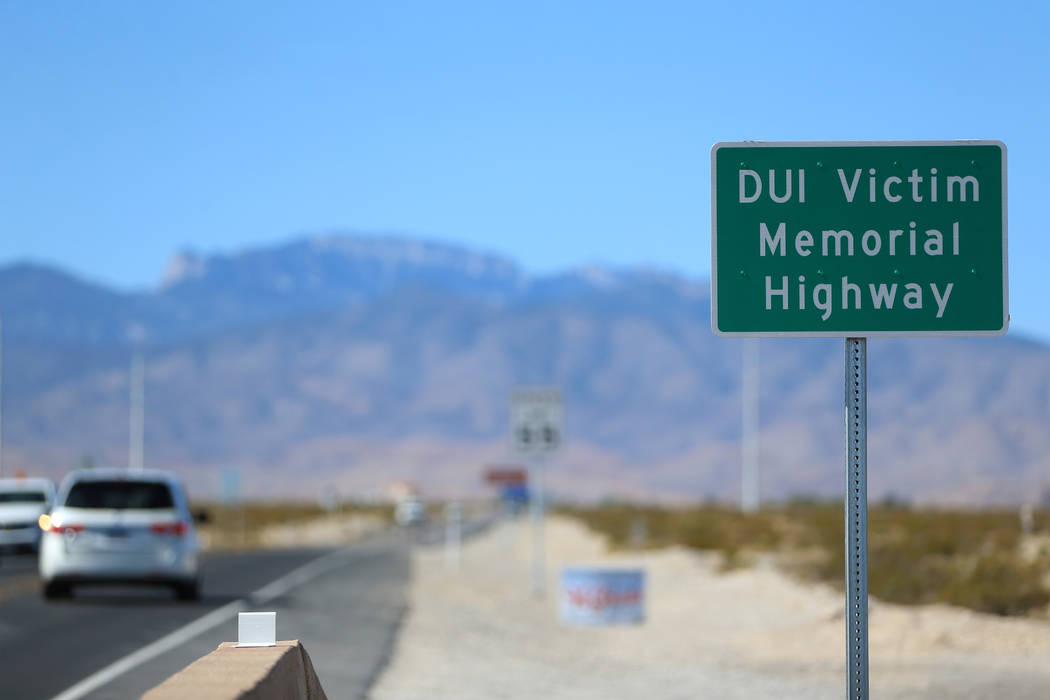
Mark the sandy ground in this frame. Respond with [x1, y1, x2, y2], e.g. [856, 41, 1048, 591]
[370, 516, 1050, 699]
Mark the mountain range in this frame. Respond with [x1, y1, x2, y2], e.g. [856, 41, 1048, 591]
[2, 234, 1048, 504]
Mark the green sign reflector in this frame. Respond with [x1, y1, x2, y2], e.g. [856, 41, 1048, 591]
[710, 141, 1007, 337]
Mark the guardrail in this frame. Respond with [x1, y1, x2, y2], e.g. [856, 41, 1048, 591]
[142, 640, 327, 700]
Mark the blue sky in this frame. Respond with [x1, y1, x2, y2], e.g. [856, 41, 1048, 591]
[2, 1, 1049, 340]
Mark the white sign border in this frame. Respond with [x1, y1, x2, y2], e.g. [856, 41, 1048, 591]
[710, 140, 1009, 338]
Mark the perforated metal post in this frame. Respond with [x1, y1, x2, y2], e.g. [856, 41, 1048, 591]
[531, 453, 546, 597]
[741, 338, 760, 513]
[844, 338, 869, 699]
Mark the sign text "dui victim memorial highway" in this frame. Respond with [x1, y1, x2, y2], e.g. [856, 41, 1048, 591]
[711, 141, 1007, 337]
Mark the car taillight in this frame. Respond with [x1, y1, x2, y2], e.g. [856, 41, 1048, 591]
[150, 521, 188, 536]
[38, 515, 84, 534]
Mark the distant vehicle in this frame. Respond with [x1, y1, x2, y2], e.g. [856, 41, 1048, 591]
[395, 499, 427, 526]
[38, 469, 201, 601]
[0, 477, 55, 553]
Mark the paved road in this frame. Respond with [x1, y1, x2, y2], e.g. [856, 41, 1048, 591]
[0, 550, 38, 577]
[0, 534, 411, 700]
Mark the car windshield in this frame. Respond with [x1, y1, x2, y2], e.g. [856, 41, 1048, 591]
[64, 481, 174, 509]
[0, 491, 47, 504]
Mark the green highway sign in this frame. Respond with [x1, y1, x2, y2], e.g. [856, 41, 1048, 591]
[711, 141, 1008, 337]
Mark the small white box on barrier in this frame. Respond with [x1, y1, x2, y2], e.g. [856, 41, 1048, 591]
[237, 611, 276, 647]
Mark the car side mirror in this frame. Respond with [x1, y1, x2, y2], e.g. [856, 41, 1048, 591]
[192, 509, 211, 525]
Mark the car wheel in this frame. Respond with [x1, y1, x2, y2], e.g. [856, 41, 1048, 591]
[43, 581, 72, 600]
[174, 581, 200, 602]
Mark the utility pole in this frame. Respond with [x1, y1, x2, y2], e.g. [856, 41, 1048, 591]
[0, 315, 4, 479]
[741, 338, 760, 513]
[129, 349, 145, 471]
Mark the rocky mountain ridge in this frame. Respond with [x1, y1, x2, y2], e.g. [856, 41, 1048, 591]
[1, 234, 1046, 504]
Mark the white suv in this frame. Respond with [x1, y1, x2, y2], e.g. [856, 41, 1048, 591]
[0, 477, 55, 552]
[39, 469, 201, 601]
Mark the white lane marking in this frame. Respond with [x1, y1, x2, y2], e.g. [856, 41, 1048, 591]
[49, 599, 245, 700]
[49, 548, 354, 700]
[249, 549, 355, 603]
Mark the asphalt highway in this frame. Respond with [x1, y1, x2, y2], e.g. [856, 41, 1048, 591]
[0, 549, 38, 578]
[0, 533, 412, 700]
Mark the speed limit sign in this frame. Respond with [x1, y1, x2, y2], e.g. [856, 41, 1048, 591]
[510, 386, 563, 453]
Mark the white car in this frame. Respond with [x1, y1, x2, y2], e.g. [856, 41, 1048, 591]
[39, 469, 201, 601]
[0, 477, 55, 552]
[395, 499, 427, 526]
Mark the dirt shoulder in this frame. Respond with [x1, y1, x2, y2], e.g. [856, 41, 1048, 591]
[370, 515, 1050, 700]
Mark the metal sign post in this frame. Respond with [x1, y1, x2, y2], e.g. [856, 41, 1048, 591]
[445, 501, 462, 571]
[845, 338, 869, 699]
[530, 452, 546, 596]
[741, 338, 760, 513]
[511, 386, 563, 598]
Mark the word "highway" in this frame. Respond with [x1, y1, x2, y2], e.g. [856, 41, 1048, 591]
[766, 276, 953, 321]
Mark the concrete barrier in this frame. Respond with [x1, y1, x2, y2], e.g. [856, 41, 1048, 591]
[143, 640, 327, 700]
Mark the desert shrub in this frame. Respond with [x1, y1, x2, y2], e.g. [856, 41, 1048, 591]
[196, 500, 393, 548]
[937, 553, 1050, 615]
[560, 504, 784, 555]
[564, 503, 1050, 616]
